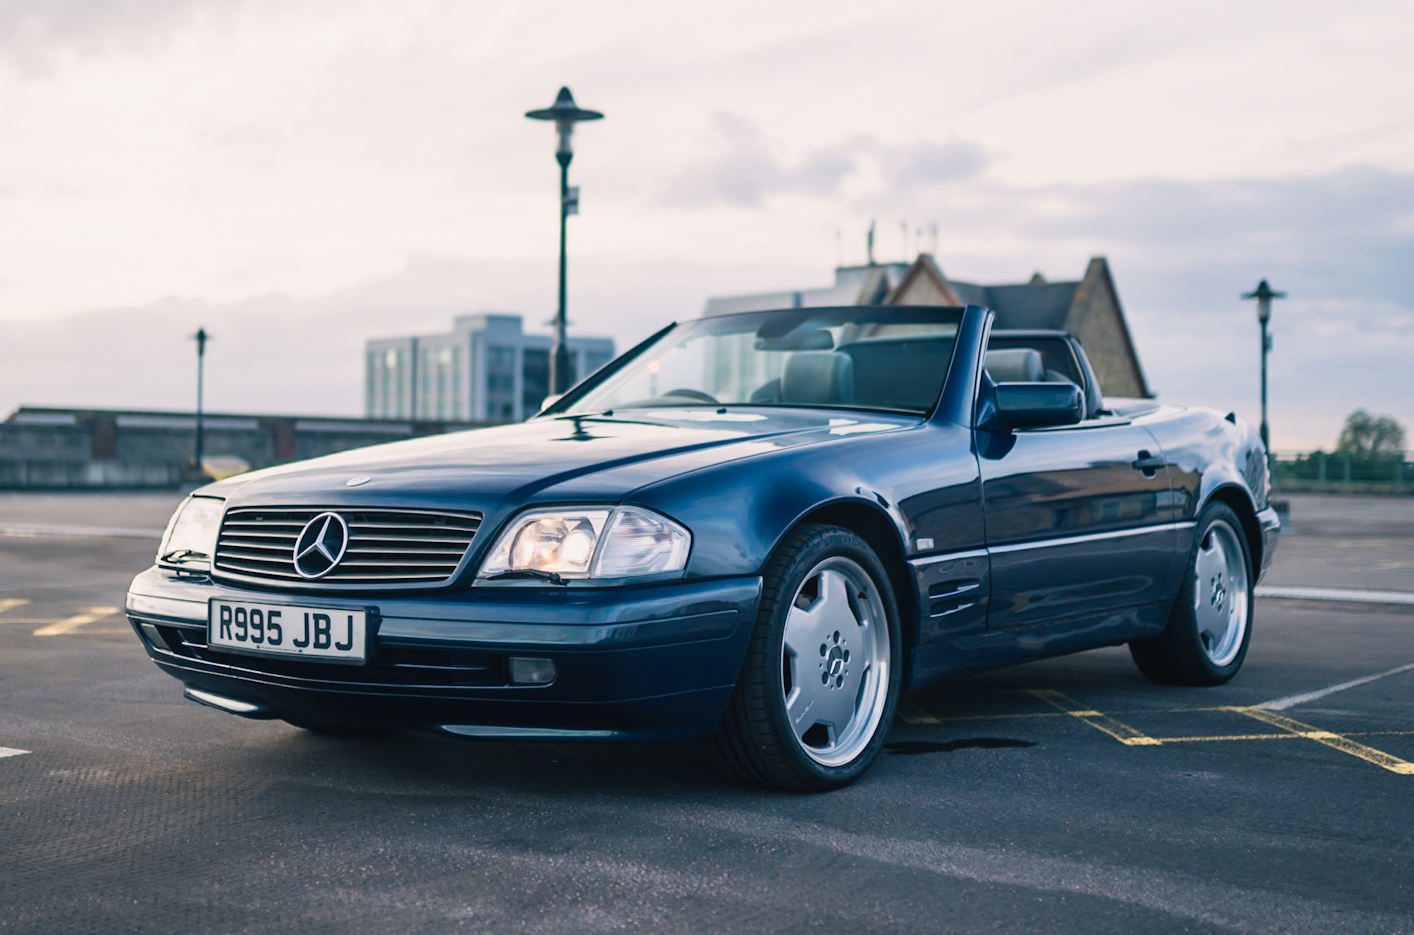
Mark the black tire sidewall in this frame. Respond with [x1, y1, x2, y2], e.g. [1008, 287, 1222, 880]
[756, 526, 902, 788]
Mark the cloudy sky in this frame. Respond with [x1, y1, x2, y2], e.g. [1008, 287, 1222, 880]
[0, 0, 1410, 449]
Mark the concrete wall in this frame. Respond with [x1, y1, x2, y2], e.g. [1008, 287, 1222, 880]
[0, 407, 488, 490]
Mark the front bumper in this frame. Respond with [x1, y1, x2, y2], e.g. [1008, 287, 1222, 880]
[126, 567, 762, 741]
[1255, 505, 1281, 582]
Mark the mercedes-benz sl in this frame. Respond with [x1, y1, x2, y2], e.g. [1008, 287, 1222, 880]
[126, 303, 1280, 791]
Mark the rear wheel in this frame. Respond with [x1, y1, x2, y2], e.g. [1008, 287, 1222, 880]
[1130, 502, 1253, 685]
[715, 525, 901, 791]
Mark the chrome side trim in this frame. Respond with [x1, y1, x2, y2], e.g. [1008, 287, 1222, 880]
[909, 548, 988, 568]
[988, 521, 1195, 555]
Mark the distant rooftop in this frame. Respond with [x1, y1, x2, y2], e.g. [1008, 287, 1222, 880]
[702, 254, 1151, 398]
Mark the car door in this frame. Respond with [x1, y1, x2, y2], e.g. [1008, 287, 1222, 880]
[979, 406, 1175, 632]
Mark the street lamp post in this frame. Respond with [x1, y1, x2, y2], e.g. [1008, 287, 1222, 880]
[192, 327, 210, 472]
[1241, 279, 1286, 451]
[526, 87, 603, 395]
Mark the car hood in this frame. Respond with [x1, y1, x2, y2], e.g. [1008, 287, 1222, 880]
[206, 408, 916, 510]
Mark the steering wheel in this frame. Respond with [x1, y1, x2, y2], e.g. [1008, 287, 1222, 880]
[662, 388, 720, 405]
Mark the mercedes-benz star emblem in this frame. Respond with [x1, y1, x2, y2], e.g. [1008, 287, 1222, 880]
[293, 512, 350, 579]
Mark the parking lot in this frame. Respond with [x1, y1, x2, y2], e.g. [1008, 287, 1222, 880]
[2, 492, 1412, 933]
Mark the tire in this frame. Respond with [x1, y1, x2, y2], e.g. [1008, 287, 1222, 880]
[1130, 502, 1253, 686]
[715, 524, 902, 792]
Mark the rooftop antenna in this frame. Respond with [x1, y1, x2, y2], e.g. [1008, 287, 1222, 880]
[929, 222, 938, 255]
[900, 220, 908, 262]
[866, 220, 876, 266]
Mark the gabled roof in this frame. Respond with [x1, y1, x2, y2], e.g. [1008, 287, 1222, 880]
[700, 253, 1152, 398]
[884, 254, 960, 306]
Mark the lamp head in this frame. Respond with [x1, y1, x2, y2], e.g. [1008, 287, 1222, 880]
[525, 87, 604, 158]
[1241, 278, 1286, 324]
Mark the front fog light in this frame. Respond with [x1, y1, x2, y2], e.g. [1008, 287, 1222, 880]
[509, 657, 556, 685]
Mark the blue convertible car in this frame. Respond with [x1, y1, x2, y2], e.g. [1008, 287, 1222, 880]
[127, 303, 1279, 790]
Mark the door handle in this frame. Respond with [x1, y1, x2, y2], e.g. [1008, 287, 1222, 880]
[1132, 450, 1165, 477]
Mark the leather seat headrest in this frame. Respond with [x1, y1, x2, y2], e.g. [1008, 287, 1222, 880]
[985, 348, 1044, 383]
[781, 352, 855, 405]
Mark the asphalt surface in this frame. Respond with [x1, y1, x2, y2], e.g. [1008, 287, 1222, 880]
[1, 491, 1412, 934]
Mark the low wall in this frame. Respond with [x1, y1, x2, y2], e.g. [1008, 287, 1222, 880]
[0, 407, 488, 489]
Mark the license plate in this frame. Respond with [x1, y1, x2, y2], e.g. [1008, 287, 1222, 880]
[208, 600, 368, 664]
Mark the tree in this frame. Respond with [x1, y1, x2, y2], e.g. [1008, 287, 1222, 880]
[1336, 410, 1406, 457]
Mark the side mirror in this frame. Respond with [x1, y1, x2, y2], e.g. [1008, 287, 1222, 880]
[988, 382, 1084, 429]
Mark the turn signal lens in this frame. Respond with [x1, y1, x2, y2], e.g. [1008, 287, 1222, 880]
[593, 507, 691, 577]
[478, 506, 691, 580]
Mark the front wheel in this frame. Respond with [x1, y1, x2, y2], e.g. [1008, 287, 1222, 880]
[1130, 502, 1253, 685]
[715, 525, 901, 791]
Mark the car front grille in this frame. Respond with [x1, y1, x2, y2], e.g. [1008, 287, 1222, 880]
[213, 507, 482, 588]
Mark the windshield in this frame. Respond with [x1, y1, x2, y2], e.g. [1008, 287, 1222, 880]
[561, 307, 963, 416]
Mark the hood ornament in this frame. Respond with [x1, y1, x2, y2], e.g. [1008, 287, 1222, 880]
[346, 476, 372, 487]
[293, 512, 350, 579]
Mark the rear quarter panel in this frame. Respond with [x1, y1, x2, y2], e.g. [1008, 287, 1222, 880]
[1135, 406, 1271, 570]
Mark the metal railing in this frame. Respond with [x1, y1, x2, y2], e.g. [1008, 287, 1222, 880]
[1270, 450, 1411, 494]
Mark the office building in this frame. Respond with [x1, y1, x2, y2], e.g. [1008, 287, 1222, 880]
[365, 314, 615, 423]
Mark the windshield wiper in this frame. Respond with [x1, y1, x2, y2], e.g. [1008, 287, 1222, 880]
[160, 549, 209, 563]
[485, 569, 568, 586]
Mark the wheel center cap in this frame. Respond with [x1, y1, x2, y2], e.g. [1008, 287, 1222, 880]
[1210, 574, 1226, 611]
[818, 634, 851, 688]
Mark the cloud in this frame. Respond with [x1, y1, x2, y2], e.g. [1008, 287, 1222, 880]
[0, 0, 259, 72]
[665, 113, 987, 207]
[0, 253, 824, 419]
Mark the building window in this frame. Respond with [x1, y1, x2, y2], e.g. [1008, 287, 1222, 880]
[437, 347, 452, 421]
[451, 346, 462, 420]
[383, 349, 400, 419]
[366, 353, 378, 417]
[486, 345, 517, 423]
[522, 349, 550, 417]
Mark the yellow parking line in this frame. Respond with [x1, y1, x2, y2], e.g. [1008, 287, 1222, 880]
[0, 598, 30, 615]
[33, 607, 121, 637]
[1154, 733, 1300, 743]
[1028, 689, 1162, 746]
[1229, 706, 1414, 776]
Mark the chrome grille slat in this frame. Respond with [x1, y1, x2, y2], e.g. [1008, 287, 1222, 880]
[213, 506, 482, 588]
[219, 530, 303, 540]
[343, 534, 472, 543]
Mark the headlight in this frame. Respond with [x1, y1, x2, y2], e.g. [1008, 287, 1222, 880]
[479, 506, 691, 581]
[157, 496, 224, 569]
